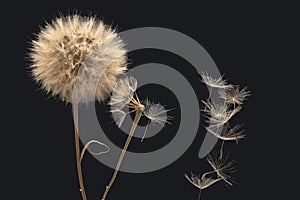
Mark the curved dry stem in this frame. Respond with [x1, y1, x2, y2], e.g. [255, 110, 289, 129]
[80, 140, 110, 162]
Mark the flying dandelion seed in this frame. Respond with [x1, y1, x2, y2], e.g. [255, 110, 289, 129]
[219, 86, 250, 105]
[202, 100, 241, 127]
[186, 153, 235, 200]
[207, 153, 235, 186]
[185, 173, 222, 190]
[206, 125, 246, 142]
[200, 71, 232, 89]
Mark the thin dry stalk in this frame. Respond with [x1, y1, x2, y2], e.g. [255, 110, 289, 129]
[73, 104, 87, 200]
[101, 107, 144, 200]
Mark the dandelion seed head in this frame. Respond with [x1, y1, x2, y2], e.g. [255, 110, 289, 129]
[110, 76, 137, 109]
[30, 15, 127, 103]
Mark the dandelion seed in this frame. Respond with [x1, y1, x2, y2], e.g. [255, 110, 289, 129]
[200, 71, 232, 89]
[202, 100, 228, 121]
[206, 125, 246, 142]
[202, 100, 241, 127]
[185, 173, 222, 190]
[185, 172, 222, 200]
[219, 86, 250, 105]
[207, 153, 235, 186]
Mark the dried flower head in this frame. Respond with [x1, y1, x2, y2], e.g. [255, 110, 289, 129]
[30, 15, 127, 103]
[200, 72, 232, 89]
[219, 86, 250, 105]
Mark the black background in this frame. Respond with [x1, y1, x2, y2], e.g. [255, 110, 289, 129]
[2, 1, 296, 199]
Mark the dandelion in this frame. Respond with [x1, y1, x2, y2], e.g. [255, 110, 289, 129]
[102, 76, 171, 200]
[29, 15, 127, 200]
[219, 86, 250, 105]
[30, 15, 127, 104]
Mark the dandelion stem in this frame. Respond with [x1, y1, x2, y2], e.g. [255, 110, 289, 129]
[101, 108, 144, 200]
[73, 104, 88, 200]
[220, 140, 225, 159]
[141, 120, 150, 142]
[198, 189, 202, 200]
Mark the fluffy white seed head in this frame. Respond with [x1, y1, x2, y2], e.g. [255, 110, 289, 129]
[109, 76, 137, 109]
[109, 76, 171, 131]
[30, 15, 127, 103]
[109, 76, 138, 127]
